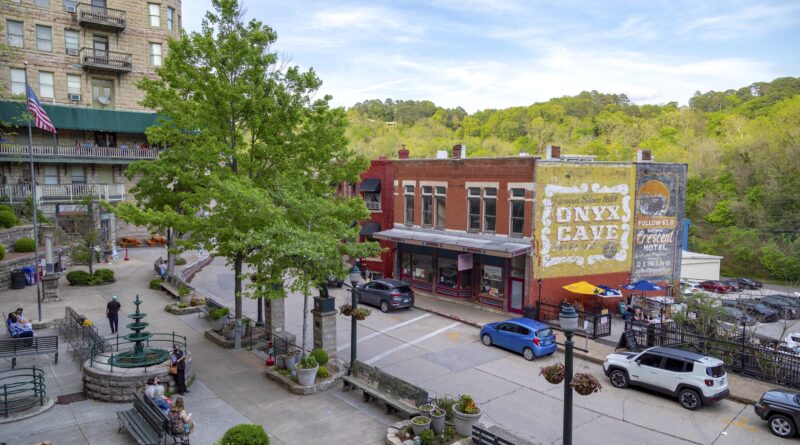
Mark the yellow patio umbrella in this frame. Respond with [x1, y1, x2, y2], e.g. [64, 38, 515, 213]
[562, 281, 604, 295]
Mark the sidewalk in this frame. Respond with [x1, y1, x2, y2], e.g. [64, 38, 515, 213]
[411, 290, 776, 405]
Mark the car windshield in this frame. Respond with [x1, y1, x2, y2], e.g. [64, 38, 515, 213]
[536, 328, 553, 338]
[706, 365, 725, 378]
[395, 285, 412, 293]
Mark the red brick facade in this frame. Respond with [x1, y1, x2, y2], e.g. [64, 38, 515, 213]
[357, 156, 395, 279]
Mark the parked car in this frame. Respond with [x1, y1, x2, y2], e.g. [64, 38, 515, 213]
[732, 299, 780, 322]
[603, 346, 729, 410]
[755, 390, 800, 438]
[353, 279, 414, 312]
[760, 296, 800, 319]
[698, 280, 732, 293]
[720, 306, 757, 326]
[480, 318, 556, 361]
[327, 275, 344, 288]
[784, 333, 800, 350]
[736, 277, 763, 290]
[721, 280, 742, 292]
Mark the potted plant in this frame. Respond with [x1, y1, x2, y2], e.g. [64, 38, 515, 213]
[540, 363, 565, 384]
[284, 347, 298, 372]
[353, 307, 371, 320]
[242, 318, 253, 338]
[209, 306, 230, 332]
[411, 415, 431, 436]
[570, 373, 602, 395]
[295, 355, 319, 386]
[339, 304, 353, 316]
[430, 407, 446, 434]
[452, 394, 481, 436]
[418, 402, 435, 413]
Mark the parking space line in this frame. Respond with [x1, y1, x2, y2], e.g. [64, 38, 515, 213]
[337, 313, 431, 351]
[364, 322, 461, 365]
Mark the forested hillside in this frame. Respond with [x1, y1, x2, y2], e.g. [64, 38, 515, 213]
[345, 77, 800, 283]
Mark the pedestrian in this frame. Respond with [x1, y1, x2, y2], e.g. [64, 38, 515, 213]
[159, 260, 167, 279]
[168, 397, 194, 435]
[170, 343, 189, 394]
[107, 295, 121, 334]
[14, 307, 26, 323]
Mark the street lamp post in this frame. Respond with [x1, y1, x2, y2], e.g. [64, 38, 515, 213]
[537, 278, 543, 306]
[559, 303, 579, 445]
[348, 264, 361, 375]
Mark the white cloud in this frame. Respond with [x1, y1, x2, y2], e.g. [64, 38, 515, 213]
[679, 3, 800, 39]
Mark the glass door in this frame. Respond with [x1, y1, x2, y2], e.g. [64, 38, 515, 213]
[509, 278, 524, 313]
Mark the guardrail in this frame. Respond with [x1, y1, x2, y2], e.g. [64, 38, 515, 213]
[537, 301, 612, 338]
[88, 333, 187, 372]
[77, 3, 126, 30]
[0, 183, 125, 204]
[0, 143, 160, 160]
[79, 47, 132, 72]
[0, 367, 46, 417]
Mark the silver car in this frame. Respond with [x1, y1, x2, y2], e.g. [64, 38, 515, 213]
[354, 279, 415, 313]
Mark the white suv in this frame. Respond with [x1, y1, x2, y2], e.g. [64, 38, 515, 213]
[603, 346, 729, 410]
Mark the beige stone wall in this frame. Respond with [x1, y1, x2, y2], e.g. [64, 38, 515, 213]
[1, 0, 182, 111]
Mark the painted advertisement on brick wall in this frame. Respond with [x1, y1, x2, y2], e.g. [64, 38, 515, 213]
[536, 163, 635, 278]
[631, 164, 687, 283]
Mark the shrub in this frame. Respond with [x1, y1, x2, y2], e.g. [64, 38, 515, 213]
[14, 237, 35, 252]
[419, 429, 435, 445]
[94, 268, 115, 283]
[150, 279, 163, 290]
[0, 207, 17, 228]
[174, 257, 187, 265]
[317, 365, 330, 379]
[209, 307, 230, 320]
[66, 270, 92, 285]
[178, 302, 188, 309]
[297, 355, 317, 370]
[0, 244, 4, 260]
[310, 348, 329, 366]
[220, 424, 269, 445]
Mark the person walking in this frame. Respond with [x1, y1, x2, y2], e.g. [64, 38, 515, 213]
[106, 295, 121, 334]
[170, 344, 189, 394]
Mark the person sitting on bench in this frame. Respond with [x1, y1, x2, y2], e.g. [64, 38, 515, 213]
[7, 313, 34, 338]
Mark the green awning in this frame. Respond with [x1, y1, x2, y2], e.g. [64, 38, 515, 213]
[0, 100, 159, 134]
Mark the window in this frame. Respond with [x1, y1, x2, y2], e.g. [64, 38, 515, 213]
[67, 74, 81, 95]
[412, 254, 432, 282]
[437, 257, 470, 290]
[468, 187, 481, 231]
[10, 68, 25, 95]
[36, 25, 52, 52]
[7, 20, 23, 48]
[167, 7, 175, 30]
[421, 186, 432, 226]
[70, 165, 86, 184]
[43, 165, 59, 185]
[637, 353, 663, 368]
[536, 328, 553, 338]
[91, 77, 113, 107]
[510, 188, 525, 236]
[664, 358, 687, 373]
[403, 185, 414, 224]
[706, 365, 725, 378]
[34, 0, 49, 7]
[364, 191, 380, 211]
[480, 265, 503, 299]
[149, 42, 162, 66]
[483, 188, 497, 232]
[148, 3, 160, 27]
[38, 72, 54, 98]
[435, 186, 446, 229]
[64, 29, 79, 54]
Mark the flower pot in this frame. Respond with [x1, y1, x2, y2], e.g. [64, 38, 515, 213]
[411, 416, 431, 436]
[211, 316, 227, 332]
[570, 373, 602, 396]
[285, 354, 297, 372]
[453, 406, 482, 436]
[275, 355, 286, 369]
[540, 364, 565, 385]
[296, 364, 319, 386]
[430, 409, 446, 434]
[223, 328, 235, 340]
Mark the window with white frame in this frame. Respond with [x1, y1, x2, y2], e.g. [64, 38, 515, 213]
[167, 7, 175, 30]
[44, 165, 59, 185]
[421, 186, 433, 226]
[434, 186, 446, 229]
[70, 165, 86, 184]
[483, 188, 497, 232]
[467, 187, 481, 231]
[7, 20, 23, 48]
[38, 71, 54, 98]
[148, 3, 160, 27]
[64, 29, 79, 54]
[35, 25, 52, 52]
[67, 74, 81, 95]
[510, 188, 525, 236]
[10, 68, 25, 95]
[149, 42, 162, 66]
[404, 185, 415, 225]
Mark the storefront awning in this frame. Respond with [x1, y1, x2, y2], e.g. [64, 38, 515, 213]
[0, 100, 158, 133]
[360, 221, 381, 236]
[359, 178, 381, 192]
[373, 228, 531, 258]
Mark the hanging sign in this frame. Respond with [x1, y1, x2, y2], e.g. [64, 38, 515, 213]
[457, 253, 473, 271]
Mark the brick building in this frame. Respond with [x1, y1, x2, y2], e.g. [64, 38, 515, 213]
[0, 0, 181, 240]
[356, 154, 395, 280]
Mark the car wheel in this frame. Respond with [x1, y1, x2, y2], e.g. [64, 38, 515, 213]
[678, 388, 701, 410]
[380, 301, 390, 313]
[609, 369, 629, 389]
[481, 334, 493, 346]
[522, 347, 535, 361]
[769, 414, 797, 438]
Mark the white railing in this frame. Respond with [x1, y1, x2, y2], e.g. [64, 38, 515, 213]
[0, 144, 161, 160]
[1, 184, 125, 204]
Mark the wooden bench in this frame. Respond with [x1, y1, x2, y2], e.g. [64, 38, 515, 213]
[161, 274, 190, 299]
[117, 392, 162, 445]
[0, 336, 59, 369]
[147, 236, 167, 246]
[143, 393, 190, 445]
[342, 360, 428, 418]
[119, 236, 141, 248]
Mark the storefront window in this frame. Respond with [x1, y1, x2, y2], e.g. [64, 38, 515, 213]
[480, 264, 504, 299]
[510, 255, 525, 278]
[413, 254, 433, 282]
[401, 253, 412, 276]
[438, 258, 458, 288]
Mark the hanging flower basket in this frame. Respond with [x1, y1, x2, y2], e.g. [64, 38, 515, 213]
[339, 304, 353, 316]
[540, 363, 565, 384]
[570, 372, 602, 395]
[353, 307, 371, 320]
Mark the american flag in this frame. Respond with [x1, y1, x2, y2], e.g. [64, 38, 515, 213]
[27, 86, 56, 134]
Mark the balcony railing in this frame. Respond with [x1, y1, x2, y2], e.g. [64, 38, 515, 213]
[1, 184, 125, 204]
[80, 47, 132, 73]
[0, 144, 161, 161]
[76, 3, 126, 32]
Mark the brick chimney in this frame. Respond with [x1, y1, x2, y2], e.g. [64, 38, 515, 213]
[636, 148, 652, 162]
[452, 144, 463, 159]
[398, 144, 409, 159]
[545, 145, 561, 160]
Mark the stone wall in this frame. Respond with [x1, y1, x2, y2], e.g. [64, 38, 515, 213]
[0, 225, 35, 251]
[0, 248, 71, 290]
[83, 359, 194, 402]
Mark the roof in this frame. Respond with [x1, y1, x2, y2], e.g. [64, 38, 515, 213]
[682, 250, 723, 260]
[0, 100, 158, 134]
[360, 221, 381, 237]
[372, 278, 408, 287]
[359, 178, 381, 193]
[509, 318, 550, 330]
[647, 346, 721, 363]
[372, 227, 531, 258]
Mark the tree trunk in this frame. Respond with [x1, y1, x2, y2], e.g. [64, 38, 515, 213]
[166, 228, 176, 276]
[301, 292, 309, 360]
[233, 252, 243, 350]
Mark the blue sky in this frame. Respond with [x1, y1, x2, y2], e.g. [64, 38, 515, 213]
[182, 0, 800, 112]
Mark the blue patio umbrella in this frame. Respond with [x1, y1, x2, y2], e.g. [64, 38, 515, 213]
[622, 280, 664, 292]
[597, 285, 623, 297]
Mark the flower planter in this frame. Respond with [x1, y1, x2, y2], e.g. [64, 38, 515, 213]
[540, 363, 565, 384]
[570, 373, 602, 396]
[411, 416, 431, 436]
[285, 354, 297, 372]
[275, 355, 286, 369]
[430, 408, 446, 434]
[211, 316, 227, 332]
[453, 406, 482, 436]
[296, 364, 319, 386]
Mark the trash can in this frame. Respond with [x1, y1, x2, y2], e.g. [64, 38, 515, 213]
[10, 269, 27, 289]
[523, 305, 539, 321]
[21, 266, 36, 285]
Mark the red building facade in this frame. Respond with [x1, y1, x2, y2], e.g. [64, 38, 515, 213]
[355, 155, 395, 280]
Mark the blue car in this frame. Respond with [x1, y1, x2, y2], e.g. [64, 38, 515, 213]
[479, 318, 557, 360]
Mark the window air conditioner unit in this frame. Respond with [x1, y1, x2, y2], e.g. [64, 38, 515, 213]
[65, 4, 77, 13]
[68, 93, 81, 101]
[66, 48, 79, 56]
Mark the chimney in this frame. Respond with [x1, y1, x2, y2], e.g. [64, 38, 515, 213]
[452, 144, 463, 159]
[398, 144, 409, 159]
[545, 145, 561, 160]
[637, 148, 652, 162]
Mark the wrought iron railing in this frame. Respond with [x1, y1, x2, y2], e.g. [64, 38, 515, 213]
[0, 367, 46, 417]
[89, 333, 188, 372]
[0, 143, 161, 160]
[76, 3, 126, 30]
[537, 301, 612, 338]
[79, 47, 132, 72]
[0, 183, 125, 204]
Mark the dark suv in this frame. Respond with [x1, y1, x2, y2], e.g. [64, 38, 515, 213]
[755, 390, 800, 438]
[354, 279, 415, 313]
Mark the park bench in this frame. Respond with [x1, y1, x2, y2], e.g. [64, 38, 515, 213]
[58, 306, 108, 362]
[342, 360, 428, 418]
[147, 236, 167, 246]
[0, 336, 59, 369]
[143, 393, 191, 445]
[161, 274, 190, 299]
[119, 236, 141, 248]
[117, 392, 163, 445]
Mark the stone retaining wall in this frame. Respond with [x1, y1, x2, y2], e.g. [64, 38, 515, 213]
[0, 248, 71, 290]
[0, 225, 35, 251]
[83, 358, 194, 402]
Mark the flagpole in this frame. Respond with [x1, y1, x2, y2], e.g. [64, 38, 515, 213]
[23, 62, 43, 322]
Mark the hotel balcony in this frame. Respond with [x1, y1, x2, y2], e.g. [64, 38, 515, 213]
[1, 184, 125, 205]
[80, 48, 132, 73]
[0, 144, 161, 165]
[76, 3, 126, 32]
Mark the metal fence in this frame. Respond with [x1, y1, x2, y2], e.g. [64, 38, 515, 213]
[0, 367, 45, 417]
[88, 332, 187, 372]
[57, 306, 110, 364]
[624, 320, 800, 388]
[537, 302, 612, 338]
